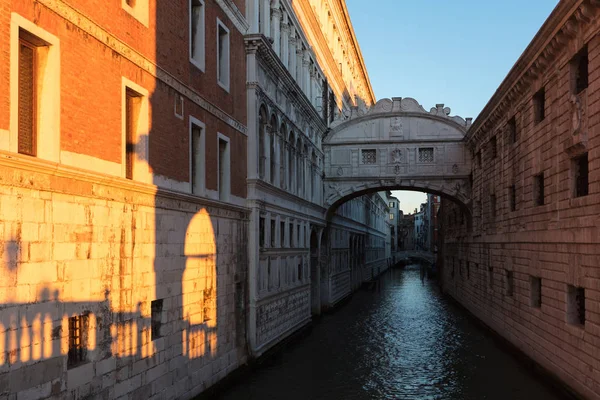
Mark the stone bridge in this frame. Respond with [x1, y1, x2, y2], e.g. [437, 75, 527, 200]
[323, 97, 473, 211]
[395, 250, 436, 265]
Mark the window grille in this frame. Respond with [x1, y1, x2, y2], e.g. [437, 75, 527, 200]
[362, 149, 376, 164]
[418, 148, 434, 163]
[18, 39, 37, 156]
[68, 315, 88, 368]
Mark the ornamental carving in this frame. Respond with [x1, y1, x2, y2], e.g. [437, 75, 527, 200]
[390, 148, 403, 164]
[570, 94, 583, 135]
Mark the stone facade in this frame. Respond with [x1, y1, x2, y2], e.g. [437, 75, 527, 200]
[1, 0, 249, 399]
[441, 1, 600, 399]
[244, 0, 390, 357]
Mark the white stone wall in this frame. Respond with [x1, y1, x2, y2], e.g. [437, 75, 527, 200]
[0, 158, 248, 399]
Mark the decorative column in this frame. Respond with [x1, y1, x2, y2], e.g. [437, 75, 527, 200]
[248, 0, 260, 33]
[296, 46, 304, 88]
[280, 13, 290, 68]
[289, 29, 297, 80]
[270, 0, 281, 57]
[303, 50, 311, 96]
[309, 65, 317, 106]
[260, 0, 270, 36]
[264, 124, 271, 183]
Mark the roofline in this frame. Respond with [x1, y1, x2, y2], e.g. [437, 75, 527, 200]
[467, 0, 582, 142]
[338, 0, 376, 104]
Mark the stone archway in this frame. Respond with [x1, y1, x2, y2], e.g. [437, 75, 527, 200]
[323, 97, 473, 212]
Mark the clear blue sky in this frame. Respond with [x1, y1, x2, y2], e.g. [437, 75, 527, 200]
[345, 0, 559, 213]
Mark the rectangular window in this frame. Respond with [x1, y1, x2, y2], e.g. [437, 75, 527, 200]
[572, 153, 589, 198]
[418, 147, 434, 163]
[190, 119, 205, 194]
[508, 116, 517, 144]
[190, 0, 205, 71]
[567, 285, 585, 326]
[270, 219, 276, 247]
[389, 213, 394, 220]
[490, 137, 497, 159]
[280, 221, 285, 247]
[509, 184, 516, 212]
[125, 88, 142, 180]
[530, 276, 541, 308]
[389, 202, 394, 208]
[490, 194, 496, 221]
[571, 46, 588, 95]
[217, 20, 230, 91]
[533, 173, 544, 206]
[68, 314, 89, 368]
[259, 217, 266, 248]
[151, 299, 163, 340]
[218, 135, 230, 201]
[297, 225, 300, 248]
[18, 37, 37, 156]
[362, 149, 377, 164]
[506, 270, 514, 297]
[298, 263, 303, 281]
[533, 87, 545, 124]
[289, 224, 294, 248]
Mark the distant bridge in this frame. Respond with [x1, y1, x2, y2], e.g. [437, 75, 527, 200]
[395, 250, 436, 265]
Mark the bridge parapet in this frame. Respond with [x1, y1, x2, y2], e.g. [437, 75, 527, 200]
[323, 97, 473, 208]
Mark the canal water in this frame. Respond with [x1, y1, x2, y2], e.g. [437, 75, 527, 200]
[214, 265, 565, 400]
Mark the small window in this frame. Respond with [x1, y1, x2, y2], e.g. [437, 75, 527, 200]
[509, 184, 516, 212]
[68, 314, 89, 368]
[466, 262, 470, 279]
[490, 194, 496, 221]
[490, 137, 497, 159]
[533, 173, 544, 206]
[488, 266, 493, 288]
[297, 225, 301, 248]
[508, 116, 517, 144]
[530, 276, 541, 308]
[18, 36, 38, 157]
[362, 149, 377, 164]
[533, 87, 545, 124]
[190, 0, 206, 71]
[217, 20, 230, 91]
[389, 202, 394, 208]
[567, 285, 585, 326]
[418, 147, 434, 163]
[218, 135, 230, 201]
[289, 223, 294, 248]
[270, 219, 276, 247]
[151, 299, 163, 340]
[298, 263, 303, 281]
[190, 119, 205, 194]
[280, 221, 285, 247]
[571, 46, 588, 95]
[506, 270, 514, 297]
[125, 89, 142, 180]
[389, 213, 394, 220]
[572, 153, 589, 198]
[259, 217, 265, 248]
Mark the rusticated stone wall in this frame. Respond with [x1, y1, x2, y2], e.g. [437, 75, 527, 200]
[0, 156, 248, 400]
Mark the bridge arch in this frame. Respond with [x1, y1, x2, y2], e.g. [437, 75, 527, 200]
[323, 97, 474, 213]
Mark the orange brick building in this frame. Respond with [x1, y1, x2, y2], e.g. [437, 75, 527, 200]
[0, 0, 249, 398]
[442, 1, 600, 398]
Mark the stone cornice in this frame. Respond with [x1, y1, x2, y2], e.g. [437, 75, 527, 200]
[246, 34, 328, 134]
[36, 0, 247, 135]
[0, 151, 250, 218]
[467, 0, 595, 146]
[335, 0, 376, 104]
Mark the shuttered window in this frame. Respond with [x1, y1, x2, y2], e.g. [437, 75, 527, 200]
[125, 89, 140, 180]
[18, 39, 36, 156]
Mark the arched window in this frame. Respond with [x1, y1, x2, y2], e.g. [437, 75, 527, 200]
[270, 115, 277, 185]
[258, 106, 267, 179]
[280, 122, 286, 189]
[296, 138, 302, 195]
[288, 130, 294, 192]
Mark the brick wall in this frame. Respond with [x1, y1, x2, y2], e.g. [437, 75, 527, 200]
[441, 3, 600, 398]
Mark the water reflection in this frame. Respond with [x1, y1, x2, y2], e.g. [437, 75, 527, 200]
[215, 265, 565, 400]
